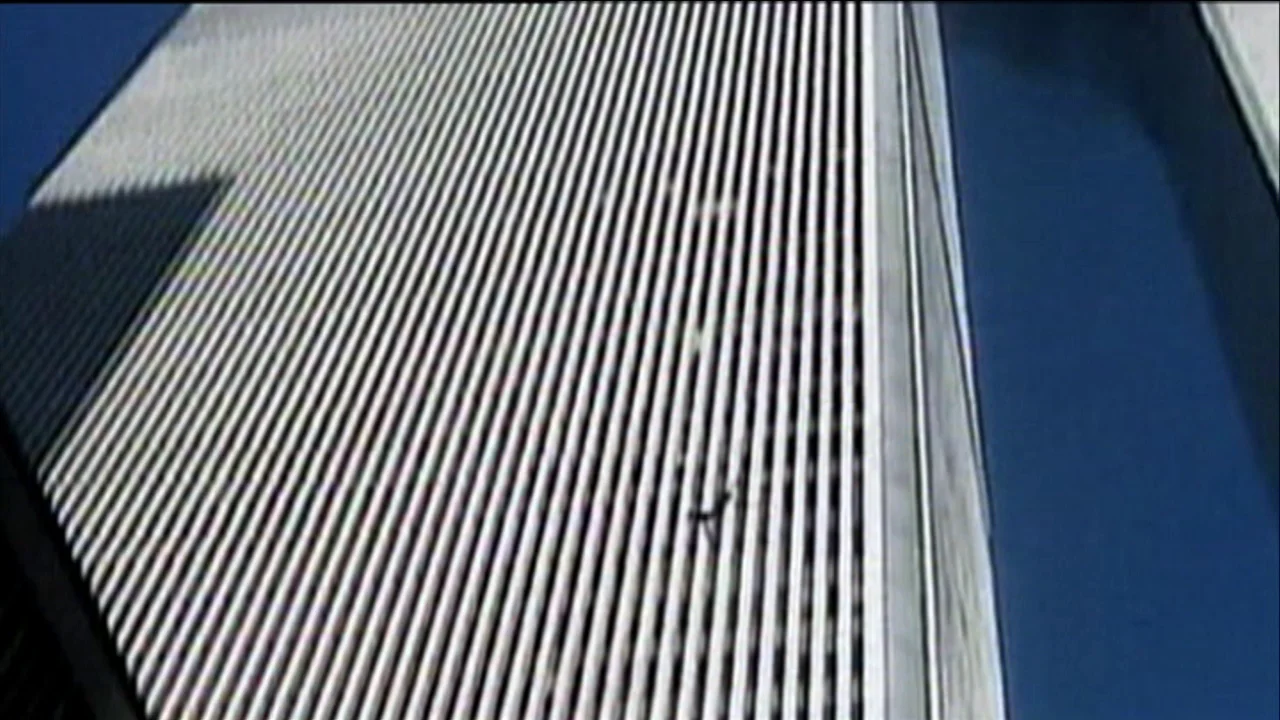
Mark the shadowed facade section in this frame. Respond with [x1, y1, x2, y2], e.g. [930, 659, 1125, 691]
[1, 179, 224, 718]
[0, 516, 93, 718]
[0, 178, 227, 465]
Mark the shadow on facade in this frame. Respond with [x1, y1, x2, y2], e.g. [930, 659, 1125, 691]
[0, 519, 94, 716]
[0, 177, 227, 467]
[941, 2, 1280, 503]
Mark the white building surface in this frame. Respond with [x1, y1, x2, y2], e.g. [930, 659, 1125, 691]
[2, 3, 1274, 719]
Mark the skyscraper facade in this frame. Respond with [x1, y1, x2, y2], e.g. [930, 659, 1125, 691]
[1, 4, 1012, 718]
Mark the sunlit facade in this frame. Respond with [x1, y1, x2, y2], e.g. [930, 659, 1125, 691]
[18, 2, 1275, 717]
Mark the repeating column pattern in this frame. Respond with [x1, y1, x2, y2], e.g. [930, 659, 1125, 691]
[6, 4, 864, 718]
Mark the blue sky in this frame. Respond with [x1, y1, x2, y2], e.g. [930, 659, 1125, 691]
[0, 4, 184, 232]
[941, 5, 1279, 719]
[2, 5, 1277, 719]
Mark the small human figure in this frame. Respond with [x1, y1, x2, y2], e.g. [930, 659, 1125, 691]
[691, 486, 733, 546]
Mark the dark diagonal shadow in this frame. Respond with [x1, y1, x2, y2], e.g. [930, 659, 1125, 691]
[0, 506, 95, 717]
[0, 177, 228, 467]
